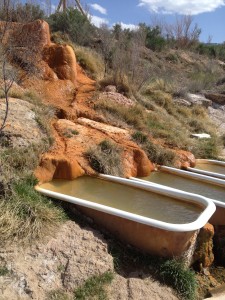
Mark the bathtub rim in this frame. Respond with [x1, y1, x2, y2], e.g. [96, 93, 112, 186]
[35, 174, 215, 233]
[186, 159, 225, 180]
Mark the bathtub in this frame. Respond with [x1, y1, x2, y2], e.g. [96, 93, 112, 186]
[35, 174, 215, 258]
[186, 159, 225, 180]
[131, 165, 225, 225]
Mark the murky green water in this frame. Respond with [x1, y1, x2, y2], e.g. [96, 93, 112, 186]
[142, 171, 225, 203]
[40, 176, 202, 224]
[195, 162, 225, 175]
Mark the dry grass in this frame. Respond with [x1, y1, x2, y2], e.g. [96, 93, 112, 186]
[94, 99, 145, 129]
[73, 44, 105, 80]
[86, 140, 124, 176]
[0, 176, 65, 246]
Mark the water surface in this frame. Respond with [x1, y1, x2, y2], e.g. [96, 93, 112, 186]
[142, 171, 225, 204]
[195, 162, 225, 175]
[40, 176, 202, 224]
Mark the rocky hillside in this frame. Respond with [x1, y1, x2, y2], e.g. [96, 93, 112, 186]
[0, 18, 225, 300]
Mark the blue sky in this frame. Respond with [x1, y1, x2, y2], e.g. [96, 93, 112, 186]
[85, 0, 225, 43]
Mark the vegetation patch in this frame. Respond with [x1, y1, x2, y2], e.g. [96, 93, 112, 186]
[86, 140, 123, 176]
[94, 100, 145, 129]
[74, 271, 114, 300]
[0, 266, 9, 276]
[160, 260, 197, 300]
[0, 176, 66, 245]
[47, 289, 70, 300]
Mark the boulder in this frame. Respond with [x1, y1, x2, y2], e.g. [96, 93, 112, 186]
[186, 93, 212, 107]
[205, 93, 225, 105]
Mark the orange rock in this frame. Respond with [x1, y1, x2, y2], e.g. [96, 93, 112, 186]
[175, 149, 196, 168]
[133, 149, 154, 177]
[192, 223, 214, 268]
[0, 19, 51, 49]
[35, 155, 85, 183]
[42, 44, 77, 84]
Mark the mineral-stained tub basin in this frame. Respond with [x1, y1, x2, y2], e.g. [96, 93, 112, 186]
[35, 174, 215, 258]
[186, 159, 225, 180]
[131, 166, 225, 225]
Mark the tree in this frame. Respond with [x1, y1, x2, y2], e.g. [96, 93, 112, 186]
[164, 15, 201, 49]
[47, 8, 95, 46]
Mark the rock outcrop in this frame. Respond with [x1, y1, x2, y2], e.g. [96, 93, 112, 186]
[0, 97, 47, 148]
[205, 93, 225, 105]
[192, 223, 214, 269]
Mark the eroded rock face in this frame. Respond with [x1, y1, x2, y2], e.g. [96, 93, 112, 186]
[0, 19, 51, 49]
[35, 118, 154, 182]
[42, 44, 77, 84]
[192, 223, 214, 269]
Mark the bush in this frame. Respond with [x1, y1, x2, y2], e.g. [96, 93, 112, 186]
[86, 140, 123, 176]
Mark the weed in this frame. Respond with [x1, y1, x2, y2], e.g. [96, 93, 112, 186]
[0, 266, 9, 276]
[86, 140, 123, 176]
[47, 289, 70, 300]
[160, 260, 197, 300]
[63, 129, 79, 138]
[74, 271, 114, 300]
[132, 131, 148, 144]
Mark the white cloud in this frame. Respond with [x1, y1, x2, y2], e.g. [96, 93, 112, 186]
[91, 15, 109, 27]
[90, 3, 107, 15]
[138, 0, 225, 15]
[117, 22, 138, 31]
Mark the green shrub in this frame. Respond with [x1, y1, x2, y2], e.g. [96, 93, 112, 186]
[74, 272, 114, 300]
[160, 260, 197, 300]
[86, 140, 123, 176]
[47, 8, 95, 47]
